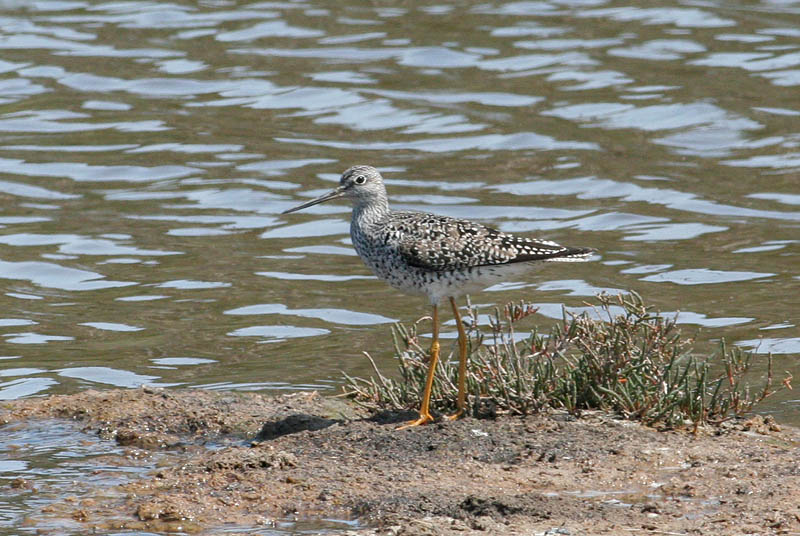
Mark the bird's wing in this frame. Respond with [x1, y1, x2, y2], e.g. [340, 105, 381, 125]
[386, 213, 581, 272]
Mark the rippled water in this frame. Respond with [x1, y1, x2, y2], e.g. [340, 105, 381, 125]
[0, 0, 798, 426]
[0, 419, 357, 534]
[0, 419, 150, 533]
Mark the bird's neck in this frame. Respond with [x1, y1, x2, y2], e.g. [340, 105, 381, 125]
[352, 196, 390, 227]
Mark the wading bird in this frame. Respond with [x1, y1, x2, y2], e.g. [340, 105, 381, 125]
[282, 166, 595, 428]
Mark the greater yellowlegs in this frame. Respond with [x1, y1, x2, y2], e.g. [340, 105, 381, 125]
[282, 165, 595, 428]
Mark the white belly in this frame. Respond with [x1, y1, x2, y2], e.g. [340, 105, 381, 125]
[375, 262, 546, 305]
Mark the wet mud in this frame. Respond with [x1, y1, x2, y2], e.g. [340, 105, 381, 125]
[2, 387, 798, 535]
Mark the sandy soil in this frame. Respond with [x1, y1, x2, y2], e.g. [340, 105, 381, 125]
[2, 387, 798, 535]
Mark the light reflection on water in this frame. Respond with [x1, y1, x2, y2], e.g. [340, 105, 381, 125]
[0, 0, 797, 438]
[0, 419, 354, 535]
[0, 419, 152, 531]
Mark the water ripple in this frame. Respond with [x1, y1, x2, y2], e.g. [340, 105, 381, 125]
[0, 109, 167, 133]
[491, 176, 800, 222]
[576, 7, 735, 28]
[640, 269, 774, 286]
[57, 367, 160, 388]
[277, 132, 599, 153]
[0, 157, 198, 182]
[226, 303, 394, 325]
[227, 325, 331, 342]
[737, 338, 800, 355]
[0, 179, 79, 199]
[216, 20, 324, 41]
[0, 259, 135, 291]
[0, 377, 57, 400]
[0, 233, 182, 256]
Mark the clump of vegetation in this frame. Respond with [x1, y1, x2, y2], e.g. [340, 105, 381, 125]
[344, 292, 791, 429]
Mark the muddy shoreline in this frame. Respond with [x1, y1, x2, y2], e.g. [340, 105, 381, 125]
[2, 387, 798, 535]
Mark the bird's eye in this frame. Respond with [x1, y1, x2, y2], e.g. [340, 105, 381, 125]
[354, 175, 367, 185]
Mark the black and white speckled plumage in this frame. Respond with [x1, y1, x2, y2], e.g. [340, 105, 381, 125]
[283, 165, 596, 304]
[383, 212, 589, 271]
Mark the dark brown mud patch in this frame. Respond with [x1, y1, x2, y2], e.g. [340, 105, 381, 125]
[2, 387, 798, 535]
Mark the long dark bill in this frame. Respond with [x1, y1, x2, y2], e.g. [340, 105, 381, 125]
[281, 186, 346, 214]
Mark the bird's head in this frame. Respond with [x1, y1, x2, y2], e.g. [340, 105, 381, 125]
[282, 165, 387, 214]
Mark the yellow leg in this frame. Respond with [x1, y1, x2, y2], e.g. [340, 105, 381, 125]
[398, 304, 440, 429]
[445, 297, 467, 421]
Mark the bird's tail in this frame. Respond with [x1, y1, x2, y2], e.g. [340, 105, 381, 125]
[544, 247, 597, 262]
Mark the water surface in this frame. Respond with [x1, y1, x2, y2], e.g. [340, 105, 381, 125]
[0, 1, 797, 423]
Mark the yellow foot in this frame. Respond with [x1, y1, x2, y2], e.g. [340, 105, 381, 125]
[396, 413, 435, 430]
[444, 410, 464, 421]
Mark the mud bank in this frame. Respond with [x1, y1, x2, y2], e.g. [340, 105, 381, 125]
[2, 387, 798, 535]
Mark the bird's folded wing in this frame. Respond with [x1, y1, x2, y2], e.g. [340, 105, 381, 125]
[388, 214, 569, 272]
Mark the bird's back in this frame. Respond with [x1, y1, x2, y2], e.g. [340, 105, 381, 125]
[362, 210, 593, 272]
